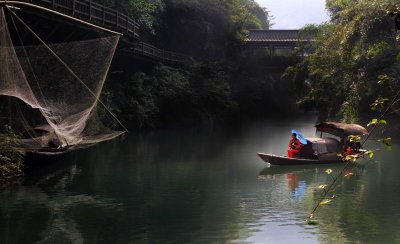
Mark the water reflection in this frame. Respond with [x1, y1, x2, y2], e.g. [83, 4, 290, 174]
[254, 163, 361, 243]
[256, 147, 398, 244]
[0, 157, 123, 244]
[0, 120, 399, 243]
[287, 174, 306, 201]
[259, 166, 314, 201]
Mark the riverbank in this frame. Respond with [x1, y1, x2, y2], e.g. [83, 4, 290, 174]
[102, 57, 298, 130]
[0, 126, 25, 182]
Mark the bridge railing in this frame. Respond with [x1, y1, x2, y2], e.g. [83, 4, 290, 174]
[120, 42, 189, 64]
[25, 0, 140, 39]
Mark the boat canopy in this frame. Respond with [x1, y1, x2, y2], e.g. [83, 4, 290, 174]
[315, 122, 368, 138]
[307, 137, 341, 154]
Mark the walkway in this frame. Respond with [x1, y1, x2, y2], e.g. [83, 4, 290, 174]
[2, 0, 188, 64]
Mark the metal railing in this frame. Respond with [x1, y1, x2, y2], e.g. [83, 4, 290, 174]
[119, 42, 189, 64]
[23, 0, 140, 39]
[5, 0, 189, 64]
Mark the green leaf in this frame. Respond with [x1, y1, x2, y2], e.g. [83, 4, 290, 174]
[307, 219, 319, 225]
[0, 155, 11, 162]
[378, 137, 392, 147]
[318, 184, 328, 189]
[348, 135, 361, 143]
[320, 199, 332, 205]
[370, 98, 389, 111]
[378, 74, 392, 85]
[379, 119, 387, 125]
[367, 118, 378, 127]
[345, 154, 359, 162]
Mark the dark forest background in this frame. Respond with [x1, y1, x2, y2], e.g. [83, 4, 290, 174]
[98, 0, 300, 129]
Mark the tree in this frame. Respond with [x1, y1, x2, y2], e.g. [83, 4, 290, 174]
[285, 0, 400, 123]
[125, 0, 165, 35]
[156, 0, 269, 59]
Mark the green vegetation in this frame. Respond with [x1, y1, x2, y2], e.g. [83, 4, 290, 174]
[0, 125, 24, 181]
[120, 0, 164, 34]
[284, 0, 400, 123]
[104, 63, 237, 128]
[0, 103, 24, 181]
[242, 0, 270, 29]
[96, 0, 269, 54]
[101, 0, 296, 129]
[156, 0, 267, 59]
[304, 3, 400, 223]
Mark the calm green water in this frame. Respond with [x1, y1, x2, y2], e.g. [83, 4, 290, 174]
[1, 116, 399, 243]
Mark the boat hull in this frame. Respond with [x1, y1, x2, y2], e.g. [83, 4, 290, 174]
[23, 146, 77, 164]
[257, 153, 341, 165]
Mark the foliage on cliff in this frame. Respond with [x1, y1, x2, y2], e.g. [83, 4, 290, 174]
[284, 0, 400, 123]
[96, 0, 269, 55]
[155, 0, 269, 59]
[0, 125, 24, 180]
[99, 0, 280, 129]
[104, 63, 237, 128]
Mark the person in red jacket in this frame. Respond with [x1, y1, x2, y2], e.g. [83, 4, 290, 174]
[341, 141, 352, 161]
[288, 133, 301, 158]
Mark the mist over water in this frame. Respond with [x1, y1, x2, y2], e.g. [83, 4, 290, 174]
[1, 116, 399, 243]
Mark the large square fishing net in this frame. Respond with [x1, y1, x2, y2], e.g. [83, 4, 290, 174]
[0, 7, 124, 151]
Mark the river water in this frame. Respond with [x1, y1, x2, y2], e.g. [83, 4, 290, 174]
[1, 116, 399, 243]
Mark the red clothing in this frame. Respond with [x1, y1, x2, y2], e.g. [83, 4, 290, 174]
[288, 138, 301, 158]
[288, 138, 301, 150]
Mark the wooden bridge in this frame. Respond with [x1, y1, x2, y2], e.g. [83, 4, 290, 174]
[244, 29, 314, 58]
[1, 0, 188, 65]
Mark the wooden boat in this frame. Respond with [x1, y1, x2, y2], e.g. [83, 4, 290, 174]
[257, 122, 368, 166]
[23, 146, 75, 156]
[24, 147, 72, 164]
[257, 153, 340, 165]
[18, 125, 75, 157]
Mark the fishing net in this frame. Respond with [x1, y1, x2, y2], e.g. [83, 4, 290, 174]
[0, 7, 124, 151]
